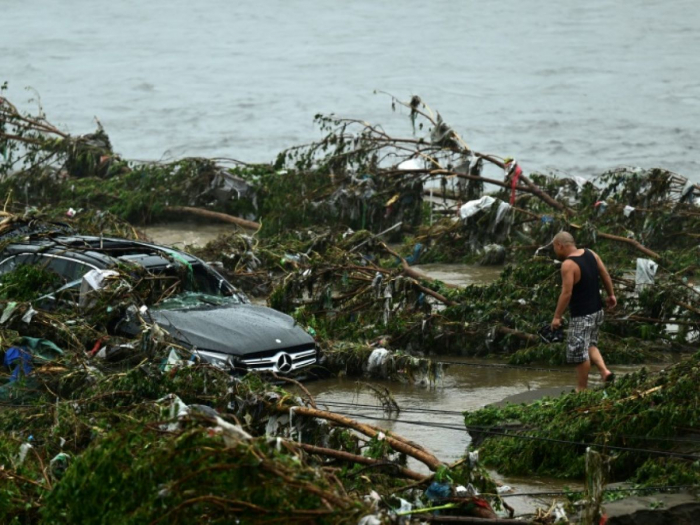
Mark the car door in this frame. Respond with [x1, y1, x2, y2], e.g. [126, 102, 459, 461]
[33, 255, 99, 308]
[0, 254, 37, 275]
[37, 255, 96, 283]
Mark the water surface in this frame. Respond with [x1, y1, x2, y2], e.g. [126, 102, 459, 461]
[3, 1, 699, 180]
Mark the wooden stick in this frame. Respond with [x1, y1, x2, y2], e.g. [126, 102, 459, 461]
[511, 207, 662, 260]
[379, 241, 459, 292]
[165, 206, 260, 230]
[294, 443, 425, 481]
[583, 228, 661, 260]
[496, 326, 539, 344]
[277, 405, 444, 471]
[272, 372, 317, 409]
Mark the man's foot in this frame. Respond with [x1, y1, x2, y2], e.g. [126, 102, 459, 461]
[603, 372, 615, 384]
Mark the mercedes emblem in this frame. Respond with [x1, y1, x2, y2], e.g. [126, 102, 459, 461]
[276, 353, 293, 373]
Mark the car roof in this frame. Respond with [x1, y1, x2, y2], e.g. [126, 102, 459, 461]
[0, 235, 200, 269]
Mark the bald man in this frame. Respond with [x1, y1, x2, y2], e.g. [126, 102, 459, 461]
[551, 232, 617, 391]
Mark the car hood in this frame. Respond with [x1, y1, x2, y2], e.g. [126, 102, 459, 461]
[150, 304, 314, 356]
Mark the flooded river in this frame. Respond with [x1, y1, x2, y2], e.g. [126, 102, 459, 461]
[4, 1, 700, 180]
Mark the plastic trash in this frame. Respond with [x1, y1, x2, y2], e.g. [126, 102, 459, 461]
[492, 201, 511, 230]
[480, 244, 506, 265]
[680, 181, 696, 204]
[162, 348, 186, 372]
[367, 348, 391, 376]
[553, 503, 567, 521]
[395, 498, 412, 517]
[1, 301, 18, 324]
[404, 243, 423, 265]
[363, 490, 382, 510]
[21, 306, 37, 324]
[455, 483, 479, 497]
[459, 196, 496, 220]
[4, 347, 33, 382]
[623, 205, 635, 217]
[397, 158, 422, 171]
[372, 272, 383, 297]
[79, 269, 120, 309]
[17, 442, 33, 466]
[425, 481, 452, 501]
[50, 452, 71, 479]
[66, 207, 77, 218]
[635, 258, 658, 290]
[503, 158, 523, 205]
[497, 485, 513, 494]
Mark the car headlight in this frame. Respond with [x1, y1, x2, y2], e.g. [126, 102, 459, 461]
[196, 350, 232, 370]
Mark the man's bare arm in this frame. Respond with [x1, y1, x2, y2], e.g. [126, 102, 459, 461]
[590, 250, 617, 308]
[552, 260, 575, 328]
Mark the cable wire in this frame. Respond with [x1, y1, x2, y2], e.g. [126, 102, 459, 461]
[316, 400, 700, 445]
[327, 409, 700, 460]
[434, 360, 571, 374]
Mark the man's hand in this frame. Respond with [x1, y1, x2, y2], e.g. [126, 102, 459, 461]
[606, 295, 617, 309]
[551, 316, 562, 330]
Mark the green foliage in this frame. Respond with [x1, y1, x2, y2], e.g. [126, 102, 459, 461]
[42, 428, 365, 524]
[463, 353, 700, 483]
[0, 264, 61, 301]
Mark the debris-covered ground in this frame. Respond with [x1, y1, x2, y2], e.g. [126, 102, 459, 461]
[1, 87, 699, 523]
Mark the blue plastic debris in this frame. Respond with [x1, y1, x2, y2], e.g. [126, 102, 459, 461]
[4, 347, 33, 382]
[424, 481, 452, 501]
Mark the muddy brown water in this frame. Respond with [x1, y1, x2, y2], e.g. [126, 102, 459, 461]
[141, 222, 240, 248]
[146, 226, 661, 515]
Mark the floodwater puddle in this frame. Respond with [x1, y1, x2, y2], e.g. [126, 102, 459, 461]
[413, 262, 503, 287]
[142, 221, 234, 248]
[306, 359, 664, 514]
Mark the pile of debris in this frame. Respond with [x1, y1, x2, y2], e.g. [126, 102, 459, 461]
[2, 88, 700, 521]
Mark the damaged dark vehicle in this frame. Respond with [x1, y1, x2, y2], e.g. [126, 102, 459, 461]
[0, 236, 318, 375]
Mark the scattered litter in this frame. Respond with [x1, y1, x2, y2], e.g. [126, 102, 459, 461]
[16, 442, 33, 466]
[1, 301, 18, 324]
[50, 452, 71, 479]
[79, 269, 120, 309]
[21, 306, 37, 324]
[424, 481, 452, 501]
[635, 258, 659, 289]
[367, 348, 391, 377]
[459, 196, 497, 220]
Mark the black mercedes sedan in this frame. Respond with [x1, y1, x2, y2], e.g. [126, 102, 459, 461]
[0, 235, 317, 374]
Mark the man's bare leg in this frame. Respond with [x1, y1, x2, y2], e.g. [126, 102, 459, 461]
[576, 360, 591, 392]
[588, 346, 612, 380]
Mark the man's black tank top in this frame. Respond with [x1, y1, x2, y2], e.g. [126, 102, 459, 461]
[568, 249, 603, 317]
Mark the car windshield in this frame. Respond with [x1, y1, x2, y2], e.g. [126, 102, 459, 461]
[154, 291, 242, 311]
[150, 263, 246, 309]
